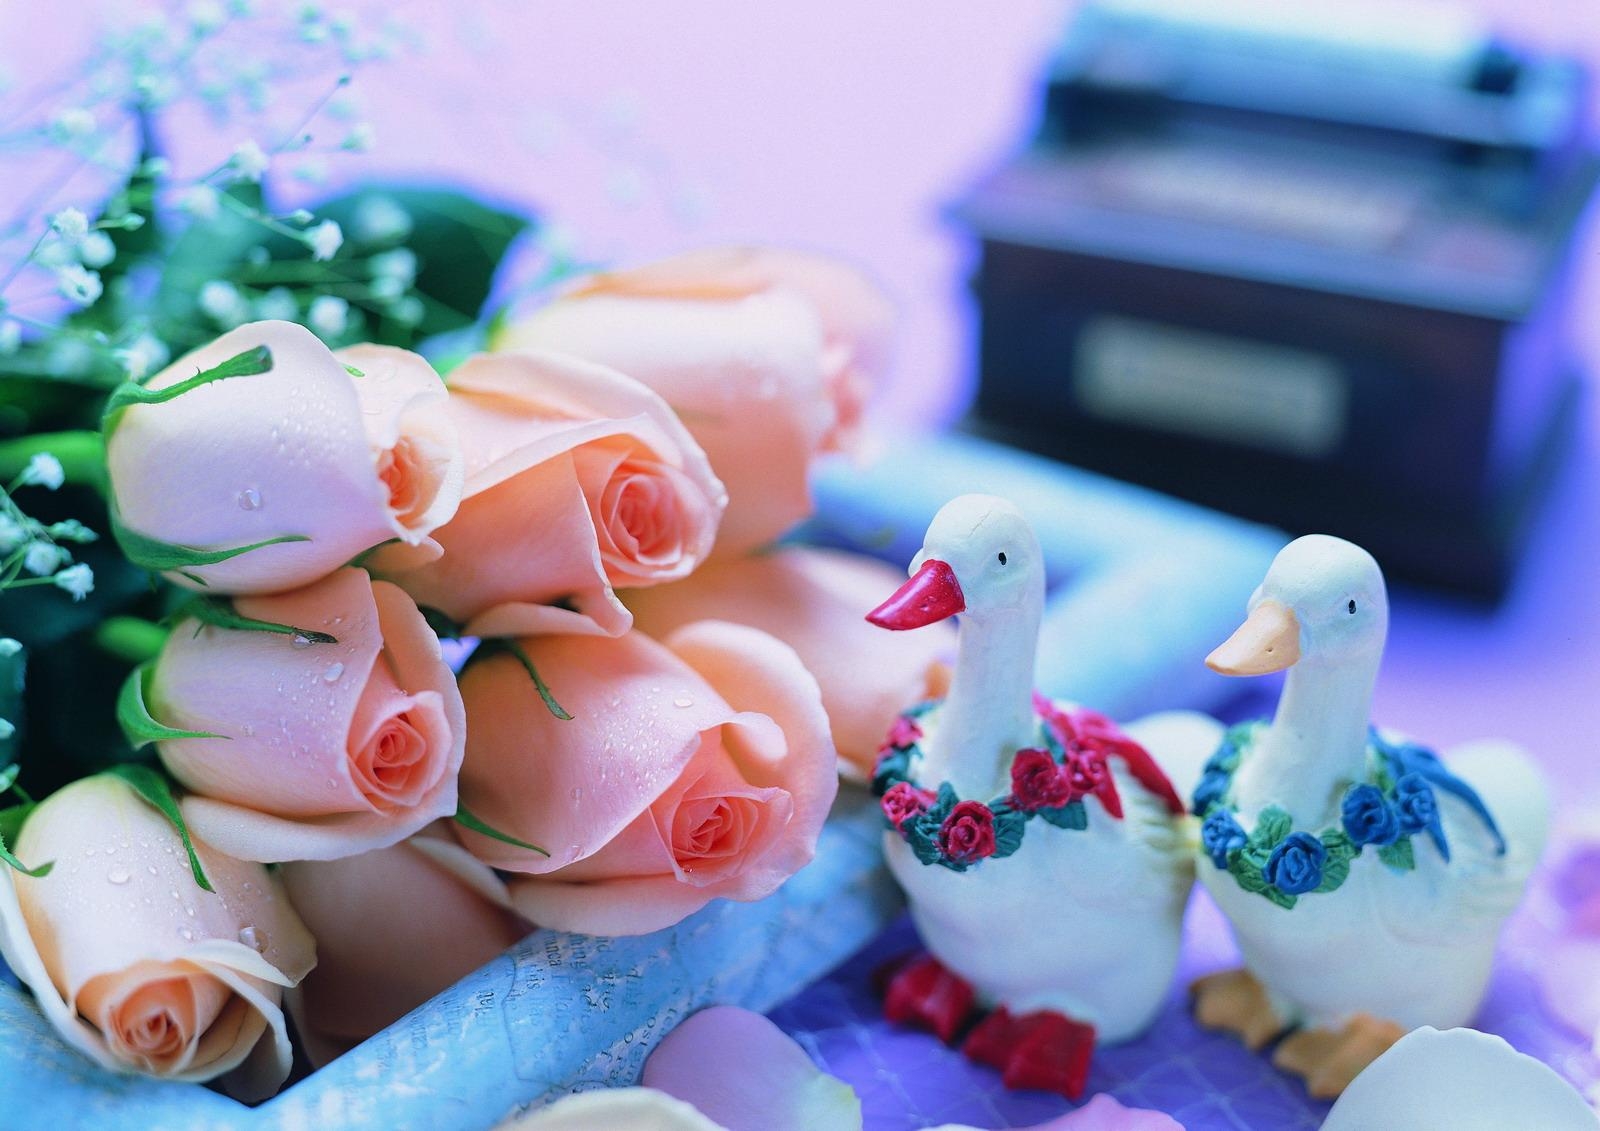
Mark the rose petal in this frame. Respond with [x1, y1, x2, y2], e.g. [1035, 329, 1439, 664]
[335, 343, 463, 542]
[281, 834, 528, 1067]
[498, 1088, 724, 1130]
[498, 289, 828, 557]
[642, 1006, 861, 1131]
[1322, 1026, 1596, 1130]
[626, 547, 953, 777]
[106, 321, 403, 593]
[161, 572, 465, 861]
[0, 775, 314, 1098]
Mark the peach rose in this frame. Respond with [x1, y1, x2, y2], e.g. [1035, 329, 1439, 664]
[106, 321, 462, 594]
[456, 622, 837, 935]
[627, 547, 952, 779]
[367, 349, 724, 638]
[146, 567, 466, 861]
[280, 826, 529, 1067]
[0, 774, 315, 1099]
[499, 1090, 723, 1131]
[496, 246, 891, 557]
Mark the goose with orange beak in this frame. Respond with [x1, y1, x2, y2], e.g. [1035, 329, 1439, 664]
[863, 494, 1221, 1099]
[1190, 534, 1550, 1099]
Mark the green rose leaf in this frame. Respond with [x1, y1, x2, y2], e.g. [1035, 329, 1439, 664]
[991, 804, 1027, 859]
[1229, 852, 1269, 894]
[1262, 886, 1298, 910]
[454, 805, 550, 857]
[1313, 851, 1351, 894]
[0, 799, 48, 878]
[905, 815, 942, 866]
[171, 595, 337, 645]
[102, 345, 274, 432]
[1378, 838, 1416, 872]
[109, 505, 311, 585]
[1251, 805, 1293, 849]
[105, 765, 213, 892]
[1039, 800, 1089, 831]
[116, 663, 227, 750]
[1321, 828, 1358, 863]
[476, 638, 572, 721]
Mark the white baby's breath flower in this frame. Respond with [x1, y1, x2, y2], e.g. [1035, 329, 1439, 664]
[0, 515, 24, 553]
[370, 247, 416, 286]
[34, 240, 76, 269]
[49, 108, 95, 140]
[286, 209, 314, 226]
[351, 195, 412, 243]
[0, 638, 21, 657]
[198, 280, 248, 326]
[180, 184, 221, 220]
[53, 563, 94, 601]
[79, 231, 116, 269]
[304, 219, 343, 262]
[0, 718, 13, 742]
[113, 333, 169, 379]
[340, 123, 375, 152]
[390, 296, 425, 327]
[23, 542, 65, 576]
[254, 286, 298, 322]
[0, 321, 20, 355]
[307, 294, 349, 337]
[45, 519, 96, 544]
[230, 140, 270, 182]
[19, 453, 64, 490]
[48, 208, 89, 245]
[54, 265, 102, 306]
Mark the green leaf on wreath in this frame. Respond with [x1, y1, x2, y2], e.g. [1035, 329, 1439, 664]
[105, 765, 213, 892]
[1378, 838, 1416, 872]
[1262, 886, 1298, 910]
[1250, 805, 1293, 849]
[1039, 800, 1089, 831]
[1313, 852, 1351, 894]
[991, 804, 1027, 859]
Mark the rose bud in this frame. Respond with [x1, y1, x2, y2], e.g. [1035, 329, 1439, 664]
[495, 248, 886, 557]
[280, 826, 529, 1067]
[626, 547, 951, 779]
[367, 349, 724, 638]
[456, 622, 838, 935]
[146, 566, 466, 862]
[0, 774, 315, 1098]
[105, 320, 462, 594]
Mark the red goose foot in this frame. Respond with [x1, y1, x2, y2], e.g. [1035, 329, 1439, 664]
[880, 953, 978, 1043]
[962, 1005, 1097, 1099]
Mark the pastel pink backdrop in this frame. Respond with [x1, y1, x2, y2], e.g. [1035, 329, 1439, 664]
[0, 0, 1597, 797]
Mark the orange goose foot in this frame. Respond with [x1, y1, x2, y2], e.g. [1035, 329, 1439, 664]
[1190, 967, 1291, 1051]
[1272, 1014, 1407, 1099]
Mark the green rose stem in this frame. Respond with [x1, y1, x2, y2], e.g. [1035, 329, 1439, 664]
[0, 431, 106, 493]
[94, 616, 170, 665]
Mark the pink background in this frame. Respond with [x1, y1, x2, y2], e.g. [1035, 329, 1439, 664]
[1, 0, 1598, 795]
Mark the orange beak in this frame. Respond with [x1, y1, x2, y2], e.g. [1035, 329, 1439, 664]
[866, 559, 965, 631]
[1207, 599, 1301, 675]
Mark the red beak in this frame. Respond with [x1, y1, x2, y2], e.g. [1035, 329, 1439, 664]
[866, 559, 966, 631]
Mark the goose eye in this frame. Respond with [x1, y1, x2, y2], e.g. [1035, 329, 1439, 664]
[997, 552, 1007, 566]
[1348, 599, 1357, 615]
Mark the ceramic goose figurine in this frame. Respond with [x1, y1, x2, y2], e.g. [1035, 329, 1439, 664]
[1190, 535, 1550, 1098]
[865, 494, 1221, 1098]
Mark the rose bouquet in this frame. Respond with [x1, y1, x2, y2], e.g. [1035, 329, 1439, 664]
[0, 4, 950, 1104]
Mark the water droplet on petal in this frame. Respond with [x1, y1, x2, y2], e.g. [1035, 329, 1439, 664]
[322, 662, 344, 682]
[291, 633, 314, 649]
[106, 869, 130, 885]
[239, 926, 265, 951]
[570, 786, 583, 802]
[673, 697, 693, 709]
[179, 928, 194, 941]
[564, 844, 582, 864]
[146, 864, 158, 875]
[236, 488, 262, 510]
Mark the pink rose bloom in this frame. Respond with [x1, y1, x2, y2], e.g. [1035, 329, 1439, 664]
[280, 826, 529, 1067]
[106, 321, 462, 593]
[368, 349, 724, 638]
[148, 567, 466, 861]
[0, 775, 315, 1099]
[626, 547, 952, 778]
[496, 246, 891, 557]
[456, 622, 837, 935]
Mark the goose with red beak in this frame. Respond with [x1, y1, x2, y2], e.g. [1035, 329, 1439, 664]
[863, 494, 1221, 1099]
[1191, 534, 1550, 1099]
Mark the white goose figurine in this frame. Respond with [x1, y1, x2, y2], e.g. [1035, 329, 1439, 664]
[1191, 535, 1550, 1098]
[865, 494, 1220, 1098]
